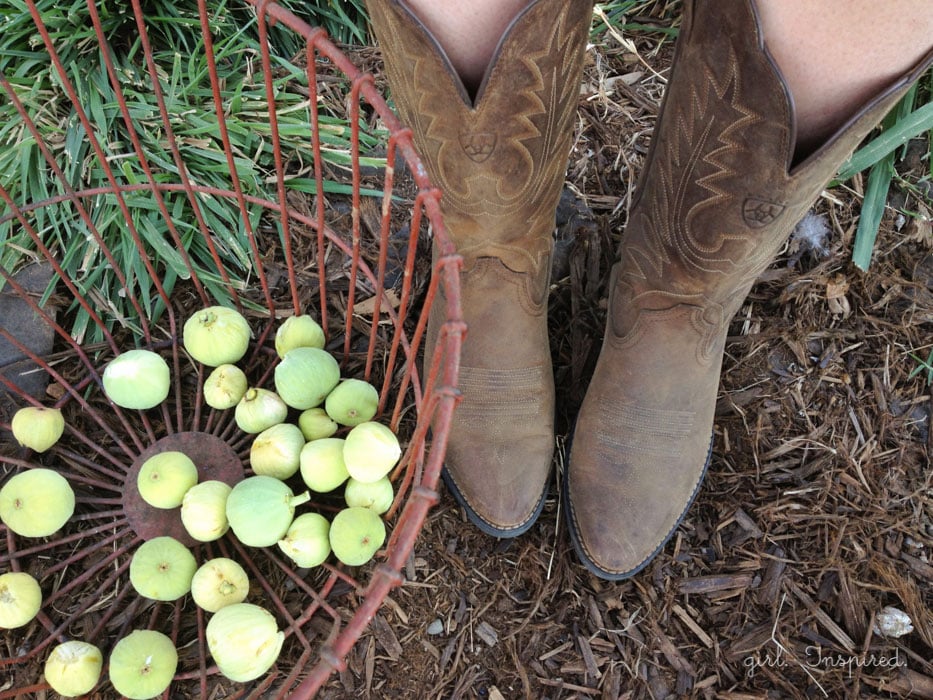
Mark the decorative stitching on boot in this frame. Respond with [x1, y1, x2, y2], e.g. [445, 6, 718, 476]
[592, 401, 695, 458]
[453, 365, 550, 417]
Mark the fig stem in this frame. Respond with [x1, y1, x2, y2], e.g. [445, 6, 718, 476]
[289, 491, 312, 508]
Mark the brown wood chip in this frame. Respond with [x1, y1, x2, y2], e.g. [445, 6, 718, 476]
[786, 581, 855, 653]
[475, 620, 499, 647]
[577, 634, 602, 680]
[677, 573, 756, 595]
[671, 603, 714, 649]
[370, 613, 403, 660]
[901, 552, 933, 581]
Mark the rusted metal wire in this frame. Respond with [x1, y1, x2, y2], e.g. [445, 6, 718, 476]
[0, 0, 463, 696]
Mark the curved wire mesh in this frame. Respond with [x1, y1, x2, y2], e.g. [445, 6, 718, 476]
[0, 0, 463, 696]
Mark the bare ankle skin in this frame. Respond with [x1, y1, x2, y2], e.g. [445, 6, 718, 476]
[402, 0, 528, 93]
[755, 0, 933, 156]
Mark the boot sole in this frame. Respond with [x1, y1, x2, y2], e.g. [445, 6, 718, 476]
[563, 435, 713, 580]
[442, 466, 549, 538]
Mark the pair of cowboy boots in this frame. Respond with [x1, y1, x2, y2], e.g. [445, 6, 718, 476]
[368, 0, 933, 579]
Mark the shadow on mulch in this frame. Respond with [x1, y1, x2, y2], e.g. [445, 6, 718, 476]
[321, 16, 933, 700]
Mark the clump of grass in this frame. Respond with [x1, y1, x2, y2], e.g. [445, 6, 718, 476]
[0, 0, 380, 343]
[837, 76, 933, 271]
[300, 0, 368, 45]
[591, 0, 680, 39]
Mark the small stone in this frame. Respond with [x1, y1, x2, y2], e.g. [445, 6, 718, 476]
[426, 619, 444, 636]
[873, 606, 913, 638]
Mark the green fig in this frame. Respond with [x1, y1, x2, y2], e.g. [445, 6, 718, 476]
[298, 407, 338, 441]
[235, 388, 288, 434]
[299, 438, 349, 493]
[203, 364, 248, 410]
[343, 421, 401, 483]
[250, 423, 305, 480]
[277, 512, 331, 568]
[273, 347, 340, 410]
[0, 468, 74, 538]
[325, 379, 379, 427]
[329, 506, 386, 566]
[275, 314, 325, 357]
[137, 451, 198, 509]
[344, 476, 394, 515]
[129, 536, 197, 601]
[108, 630, 177, 700]
[183, 306, 251, 367]
[102, 349, 170, 410]
[0, 571, 42, 629]
[44, 640, 103, 697]
[190, 558, 249, 613]
[10, 406, 65, 452]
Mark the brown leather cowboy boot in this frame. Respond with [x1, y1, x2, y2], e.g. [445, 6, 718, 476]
[566, 0, 933, 579]
[368, 0, 593, 535]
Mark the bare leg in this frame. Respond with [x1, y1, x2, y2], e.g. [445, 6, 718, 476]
[757, 0, 933, 155]
[403, 0, 528, 90]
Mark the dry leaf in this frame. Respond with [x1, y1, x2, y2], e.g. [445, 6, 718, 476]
[904, 203, 933, 247]
[353, 289, 401, 316]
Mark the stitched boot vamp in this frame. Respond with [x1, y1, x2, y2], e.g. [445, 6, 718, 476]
[568, 287, 723, 577]
[439, 255, 555, 534]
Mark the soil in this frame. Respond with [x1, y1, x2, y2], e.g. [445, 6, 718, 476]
[318, 10, 933, 700]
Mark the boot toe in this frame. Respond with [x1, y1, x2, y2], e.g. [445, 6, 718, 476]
[565, 435, 712, 579]
[443, 431, 553, 537]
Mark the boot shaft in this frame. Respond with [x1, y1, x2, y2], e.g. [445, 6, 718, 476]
[613, 0, 933, 343]
[367, 0, 593, 275]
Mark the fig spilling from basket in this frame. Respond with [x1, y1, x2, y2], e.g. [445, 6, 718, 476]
[0, 571, 42, 630]
[1, 305, 405, 691]
[44, 640, 104, 697]
[108, 630, 178, 700]
[10, 405, 64, 453]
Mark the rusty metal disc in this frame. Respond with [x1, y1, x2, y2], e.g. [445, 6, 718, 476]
[122, 431, 244, 544]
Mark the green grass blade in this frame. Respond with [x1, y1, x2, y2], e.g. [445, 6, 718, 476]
[851, 155, 895, 271]
[835, 100, 933, 183]
[849, 82, 925, 271]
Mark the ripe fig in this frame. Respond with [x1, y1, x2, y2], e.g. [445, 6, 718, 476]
[10, 406, 64, 452]
[273, 347, 340, 410]
[137, 451, 198, 509]
[297, 407, 338, 441]
[329, 506, 386, 567]
[343, 421, 401, 483]
[0, 468, 74, 538]
[128, 536, 197, 602]
[299, 438, 349, 493]
[108, 630, 177, 700]
[324, 379, 379, 427]
[275, 314, 325, 357]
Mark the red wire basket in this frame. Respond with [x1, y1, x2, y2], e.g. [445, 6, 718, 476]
[0, 0, 462, 696]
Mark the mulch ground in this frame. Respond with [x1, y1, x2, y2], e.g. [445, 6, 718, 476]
[318, 9, 933, 700]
